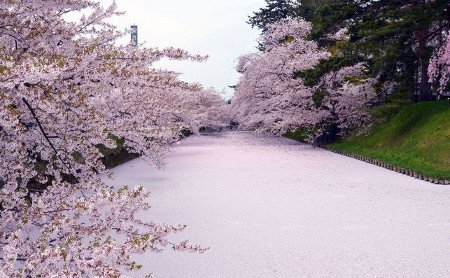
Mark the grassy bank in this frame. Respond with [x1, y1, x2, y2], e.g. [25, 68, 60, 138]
[327, 101, 450, 180]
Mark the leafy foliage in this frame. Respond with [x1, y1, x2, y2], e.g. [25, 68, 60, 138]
[294, 56, 359, 86]
[249, 0, 450, 101]
[248, 0, 300, 31]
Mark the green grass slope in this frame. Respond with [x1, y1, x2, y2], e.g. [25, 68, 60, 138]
[328, 101, 450, 180]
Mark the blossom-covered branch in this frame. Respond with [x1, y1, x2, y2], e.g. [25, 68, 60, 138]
[0, 1, 224, 276]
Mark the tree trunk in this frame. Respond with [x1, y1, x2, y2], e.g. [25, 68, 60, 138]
[417, 28, 433, 102]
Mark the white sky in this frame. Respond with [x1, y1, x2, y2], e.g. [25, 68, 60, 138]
[99, 0, 265, 99]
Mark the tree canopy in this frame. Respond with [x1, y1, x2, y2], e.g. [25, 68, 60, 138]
[234, 0, 449, 142]
[248, 0, 450, 100]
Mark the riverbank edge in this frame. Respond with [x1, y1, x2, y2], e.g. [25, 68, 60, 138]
[322, 146, 450, 185]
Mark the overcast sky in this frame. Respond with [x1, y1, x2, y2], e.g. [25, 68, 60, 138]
[99, 0, 265, 99]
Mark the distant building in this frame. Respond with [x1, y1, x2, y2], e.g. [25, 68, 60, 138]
[131, 25, 138, 47]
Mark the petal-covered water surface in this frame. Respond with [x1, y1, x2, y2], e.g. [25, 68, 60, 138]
[106, 132, 450, 278]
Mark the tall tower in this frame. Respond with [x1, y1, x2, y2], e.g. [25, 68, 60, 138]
[131, 25, 138, 47]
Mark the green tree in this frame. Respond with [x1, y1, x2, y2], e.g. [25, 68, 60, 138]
[249, 0, 349, 32]
[296, 0, 449, 101]
[248, 0, 299, 31]
[350, 0, 449, 101]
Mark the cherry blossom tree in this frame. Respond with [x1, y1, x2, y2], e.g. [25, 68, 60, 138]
[314, 63, 380, 138]
[177, 87, 231, 132]
[232, 18, 379, 142]
[0, 1, 220, 276]
[232, 18, 329, 134]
